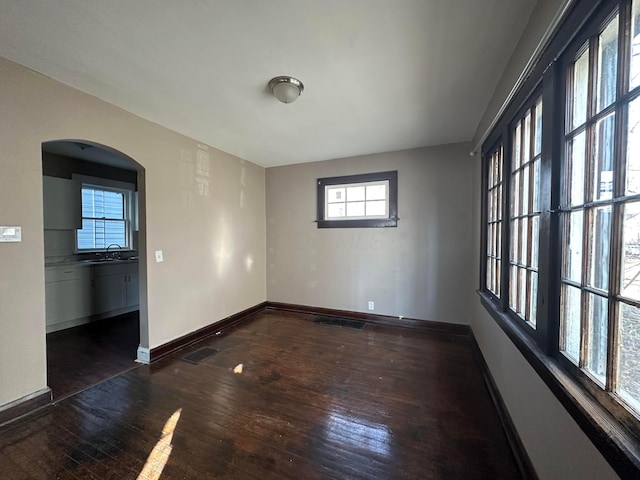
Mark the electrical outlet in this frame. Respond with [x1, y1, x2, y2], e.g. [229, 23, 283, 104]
[155, 250, 164, 263]
[368, 301, 375, 311]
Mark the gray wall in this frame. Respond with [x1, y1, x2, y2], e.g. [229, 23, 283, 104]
[266, 143, 474, 324]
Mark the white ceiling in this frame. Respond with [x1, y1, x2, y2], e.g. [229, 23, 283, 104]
[0, 0, 536, 167]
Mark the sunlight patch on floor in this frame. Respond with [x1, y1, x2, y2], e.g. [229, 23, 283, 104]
[137, 408, 182, 480]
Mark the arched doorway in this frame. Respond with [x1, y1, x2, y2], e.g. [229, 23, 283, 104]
[41, 140, 148, 399]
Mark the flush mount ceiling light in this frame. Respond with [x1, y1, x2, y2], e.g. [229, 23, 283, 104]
[269, 76, 304, 104]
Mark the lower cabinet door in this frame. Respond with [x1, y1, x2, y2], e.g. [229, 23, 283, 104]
[45, 278, 93, 325]
[94, 274, 127, 314]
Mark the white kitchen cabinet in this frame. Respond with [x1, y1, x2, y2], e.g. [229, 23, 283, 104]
[44, 266, 93, 332]
[94, 273, 127, 314]
[45, 261, 139, 332]
[42, 176, 82, 230]
[94, 262, 139, 315]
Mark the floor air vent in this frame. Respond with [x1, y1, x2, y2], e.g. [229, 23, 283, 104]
[313, 316, 365, 329]
[182, 347, 219, 364]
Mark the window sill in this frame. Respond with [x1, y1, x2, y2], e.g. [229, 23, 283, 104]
[478, 291, 640, 478]
[316, 218, 398, 229]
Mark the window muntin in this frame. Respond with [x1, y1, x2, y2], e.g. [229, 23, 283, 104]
[486, 146, 503, 297]
[509, 99, 542, 327]
[316, 171, 397, 228]
[77, 185, 132, 251]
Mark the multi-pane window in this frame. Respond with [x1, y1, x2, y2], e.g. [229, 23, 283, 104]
[325, 181, 389, 220]
[509, 99, 542, 327]
[317, 171, 398, 228]
[619, 0, 640, 415]
[561, 20, 618, 385]
[77, 186, 131, 250]
[560, 10, 640, 413]
[486, 147, 503, 297]
[481, 2, 640, 465]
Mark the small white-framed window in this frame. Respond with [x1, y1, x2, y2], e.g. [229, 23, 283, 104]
[325, 180, 390, 220]
[74, 176, 135, 251]
[317, 171, 398, 228]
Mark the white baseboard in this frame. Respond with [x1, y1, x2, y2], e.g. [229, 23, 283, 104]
[136, 346, 150, 364]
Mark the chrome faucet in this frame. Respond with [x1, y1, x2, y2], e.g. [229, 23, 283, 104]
[106, 244, 122, 259]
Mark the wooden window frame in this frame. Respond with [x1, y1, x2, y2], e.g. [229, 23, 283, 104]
[479, 1, 640, 477]
[316, 171, 398, 228]
[484, 144, 504, 299]
[508, 98, 543, 329]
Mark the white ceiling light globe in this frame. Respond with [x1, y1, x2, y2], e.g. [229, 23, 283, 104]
[269, 76, 304, 104]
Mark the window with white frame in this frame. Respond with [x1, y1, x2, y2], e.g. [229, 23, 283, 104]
[76, 184, 133, 251]
[325, 181, 389, 219]
[317, 171, 398, 228]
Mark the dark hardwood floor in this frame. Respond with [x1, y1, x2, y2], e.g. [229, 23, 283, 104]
[3, 310, 521, 479]
[46, 312, 140, 400]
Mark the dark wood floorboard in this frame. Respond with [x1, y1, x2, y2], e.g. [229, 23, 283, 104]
[4, 310, 521, 479]
[46, 312, 140, 400]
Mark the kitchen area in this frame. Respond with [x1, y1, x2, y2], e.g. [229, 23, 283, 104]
[42, 140, 142, 399]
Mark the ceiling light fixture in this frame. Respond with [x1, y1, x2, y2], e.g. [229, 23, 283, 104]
[269, 76, 304, 104]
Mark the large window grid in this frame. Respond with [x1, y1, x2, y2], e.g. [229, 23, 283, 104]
[560, 16, 618, 388]
[559, 8, 640, 415]
[509, 99, 542, 327]
[479, 1, 640, 472]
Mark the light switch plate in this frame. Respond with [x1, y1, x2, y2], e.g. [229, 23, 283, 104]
[155, 250, 164, 263]
[0, 226, 21, 242]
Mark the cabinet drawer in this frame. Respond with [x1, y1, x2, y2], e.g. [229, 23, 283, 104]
[45, 265, 92, 283]
[93, 261, 138, 277]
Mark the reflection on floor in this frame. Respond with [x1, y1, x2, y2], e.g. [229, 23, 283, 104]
[2, 310, 522, 479]
[46, 312, 140, 400]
